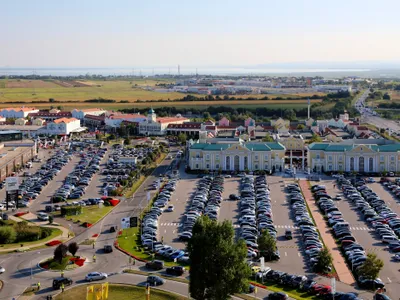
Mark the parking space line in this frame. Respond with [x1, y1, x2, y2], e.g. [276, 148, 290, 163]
[298, 253, 301, 257]
[284, 252, 287, 256]
[387, 277, 392, 283]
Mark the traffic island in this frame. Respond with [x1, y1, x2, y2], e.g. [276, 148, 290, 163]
[39, 256, 86, 271]
[52, 283, 187, 300]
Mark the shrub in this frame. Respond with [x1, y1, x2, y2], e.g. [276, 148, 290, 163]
[54, 244, 68, 263]
[0, 226, 17, 244]
[48, 215, 54, 224]
[40, 227, 53, 239]
[61, 205, 83, 216]
[15, 222, 41, 242]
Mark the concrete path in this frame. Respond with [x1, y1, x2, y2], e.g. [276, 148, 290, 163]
[299, 179, 356, 285]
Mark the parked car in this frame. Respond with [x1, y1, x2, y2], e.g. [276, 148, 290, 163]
[166, 266, 185, 276]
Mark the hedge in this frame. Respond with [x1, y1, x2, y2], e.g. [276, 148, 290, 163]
[61, 205, 83, 216]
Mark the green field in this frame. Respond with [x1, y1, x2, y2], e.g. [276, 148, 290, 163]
[54, 284, 187, 300]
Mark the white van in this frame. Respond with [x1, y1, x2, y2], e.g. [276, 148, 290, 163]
[333, 222, 349, 230]
[382, 235, 398, 244]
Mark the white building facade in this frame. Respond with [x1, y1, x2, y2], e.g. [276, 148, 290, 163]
[0, 107, 39, 119]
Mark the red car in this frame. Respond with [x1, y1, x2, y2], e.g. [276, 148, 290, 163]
[310, 284, 331, 295]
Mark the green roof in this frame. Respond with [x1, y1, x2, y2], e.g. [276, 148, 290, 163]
[309, 143, 400, 152]
[191, 142, 285, 151]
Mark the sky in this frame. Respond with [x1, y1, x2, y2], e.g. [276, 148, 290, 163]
[1, 0, 400, 68]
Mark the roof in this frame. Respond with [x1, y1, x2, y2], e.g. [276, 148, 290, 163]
[156, 117, 189, 124]
[84, 114, 105, 121]
[167, 123, 201, 129]
[0, 130, 21, 135]
[357, 126, 368, 131]
[80, 108, 105, 113]
[53, 118, 79, 124]
[108, 114, 146, 120]
[28, 112, 72, 117]
[191, 142, 285, 151]
[2, 107, 37, 112]
[309, 142, 400, 152]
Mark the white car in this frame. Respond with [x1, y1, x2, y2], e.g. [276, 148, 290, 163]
[166, 205, 174, 212]
[85, 272, 107, 282]
[37, 213, 49, 221]
[0, 266, 5, 274]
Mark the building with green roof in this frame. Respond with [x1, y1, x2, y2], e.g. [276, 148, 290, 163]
[308, 141, 400, 173]
[188, 139, 286, 172]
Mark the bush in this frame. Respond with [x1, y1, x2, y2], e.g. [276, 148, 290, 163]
[15, 222, 41, 242]
[48, 215, 54, 224]
[40, 227, 53, 239]
[61, 205, 83, 216]
[0, 226, 16, 244]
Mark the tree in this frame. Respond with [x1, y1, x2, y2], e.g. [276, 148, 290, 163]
[309, 133, 322, 143]
[188, 216, 251, 300]
[383, 93, 391, 100]
[124, 138, 130, 146]
[49, 98, 55, 103]
[68, 242, 79, 257]
[258, 229, 277, 261]
[357, 253, 384, 279]
[297, 124, 306, 130]
[313, 247, 333, 273]
[0, 226, 16, 244]
[262, 133, 274, 142]
[283, 109, 297, 121]
[177, 133, 187, 145]
[54, 244, 68, 264]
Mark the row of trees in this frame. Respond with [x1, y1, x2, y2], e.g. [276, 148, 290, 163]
[54, 242, 79, 263]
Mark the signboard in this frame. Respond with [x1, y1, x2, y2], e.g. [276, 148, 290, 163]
[331, 277, 336, 294]
[121, 217, 130, 229]
[6, 177, 19, 191]
[260, 257, 265, 271]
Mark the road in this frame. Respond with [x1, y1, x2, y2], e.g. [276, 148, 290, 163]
[355, 89, 400, 133]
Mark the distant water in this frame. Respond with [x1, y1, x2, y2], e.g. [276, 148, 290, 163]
[0, 67, 371, 77]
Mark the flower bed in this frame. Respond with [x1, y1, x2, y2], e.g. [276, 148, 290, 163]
[82, 222, 92, 228]
[69, 257, 86, 267]
[14, 212, 28, 217]
[92, 233, 99, 238]
[46, 240, 62, 246]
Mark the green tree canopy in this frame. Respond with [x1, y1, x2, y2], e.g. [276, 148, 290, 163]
[262, 133, 274, 142]
[188, 216, 251, 300]
[357, 253, 384, 279]
[309, 133, 322, 143]
[314, 247, 333, 273]
[177, 133, 187, 145]
[257, 229, 277, 260]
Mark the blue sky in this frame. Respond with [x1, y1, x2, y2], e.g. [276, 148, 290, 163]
[1, 0, 399, 68]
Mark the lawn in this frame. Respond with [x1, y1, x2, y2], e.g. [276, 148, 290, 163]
[117, 227, 189, 268]
[0, 227, 62, 250]
[54, 283, 187, 300]
[67, 206, 113, 225]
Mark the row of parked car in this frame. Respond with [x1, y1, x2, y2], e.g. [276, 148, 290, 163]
[239, 175, 278, 260]
[340, 176, 400, 247]
[178, 175, 224, 241]
[286, 183, 328, 272]
[253, 266, 364, 299]
[336, 177, 388, 290]
[140, 179, 189, 263]
[15, 150, 73, 208]
[312, 185, 369, 273]
[51, 147, 105, 202]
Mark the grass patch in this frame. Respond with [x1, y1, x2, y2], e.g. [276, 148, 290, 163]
[68, 206, 113, 225]
[0, 228, 62, 250]
[41, 255, 77, 271]
[259, 281, 318, 300]
[79, 239, 95, 245]
[54, 283, 187, 300]
[117, 227, 189, 268]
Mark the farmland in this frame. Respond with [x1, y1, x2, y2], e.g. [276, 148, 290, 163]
[0, 79, 323, 104]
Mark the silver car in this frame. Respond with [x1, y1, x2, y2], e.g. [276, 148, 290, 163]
[85, 272, 107, 282]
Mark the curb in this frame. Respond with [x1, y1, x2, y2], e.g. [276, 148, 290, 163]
[114, 241, 149, 263]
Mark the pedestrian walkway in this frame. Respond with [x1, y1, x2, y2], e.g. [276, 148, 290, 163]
[299, 179, 355, 285]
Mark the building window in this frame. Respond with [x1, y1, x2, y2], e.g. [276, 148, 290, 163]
[196, 153, 200, 158]
[369, 157, 374, 172]
[328, 155, 332, 161]
[255, 155, 258, 160]
[338, 156, 343, 161]
[264, 164, 269, 170]
[328, 164, 332, 171]
[195, 164, 199, 169]
[264, 155, 268, 160]
[338, 164, 343, 171]
[244, 157, 248, 169]
[350, 157, 354, 171]
[380, 165, 385, 172]
[316, 154, 320, 159]
[206, 164, 210, 169]
[380, 155, 384, 162]
[391, 156, 395, 161]
[254, 164, 258, 170]
[226, 156, 230, 170]
[216, 164, 220, 169]
[215, 154, 219, 160]
[206, 154, 210, 160]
